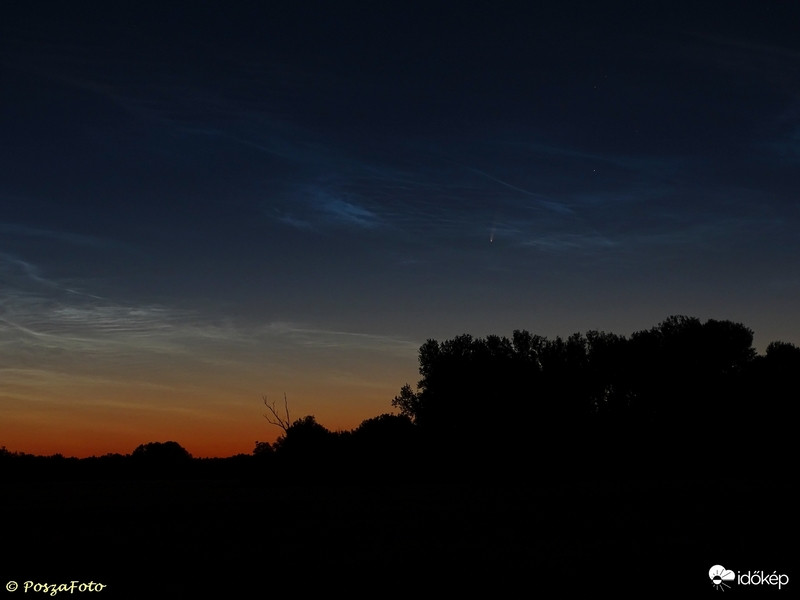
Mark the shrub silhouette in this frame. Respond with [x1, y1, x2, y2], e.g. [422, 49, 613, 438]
[272, 415, 334, 459]
[130, 441, 193, 477]
[132, 441, 193, 462]
[253, 440, 274, 456]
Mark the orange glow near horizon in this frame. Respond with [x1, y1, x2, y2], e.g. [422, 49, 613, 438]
[0, 304, 421, 458]
[1, 363, 415, 458]
[4, 0, 800, 473]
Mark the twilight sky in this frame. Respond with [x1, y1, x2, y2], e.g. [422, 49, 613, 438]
[2, 1, 799, 457]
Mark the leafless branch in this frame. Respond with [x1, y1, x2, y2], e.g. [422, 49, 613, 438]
[263, 393, 291, 433]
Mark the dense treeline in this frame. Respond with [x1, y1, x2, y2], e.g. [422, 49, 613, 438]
[393, 315, 798, 474]
[3, 315, 797, 479]
[251, 314, 798, 476]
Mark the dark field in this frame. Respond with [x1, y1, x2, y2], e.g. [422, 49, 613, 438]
[2, 477, 794, 597]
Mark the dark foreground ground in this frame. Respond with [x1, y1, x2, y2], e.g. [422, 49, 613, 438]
[2, 477, 795, 597]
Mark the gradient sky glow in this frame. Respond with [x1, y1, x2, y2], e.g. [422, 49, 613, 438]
[2, 1, 799, 457]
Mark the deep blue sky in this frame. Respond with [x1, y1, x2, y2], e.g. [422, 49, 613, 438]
[2, 1, 799, 456]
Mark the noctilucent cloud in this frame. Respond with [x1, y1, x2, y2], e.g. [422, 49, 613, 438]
[2, 1, 799, 456]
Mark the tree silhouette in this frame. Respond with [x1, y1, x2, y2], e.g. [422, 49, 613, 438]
[253, 440, 274, 456]
[627, 316, 756, 439]
[131, 441, 192, 462]
[272, 415, 333, 458]
[354, 413, 415, 440]
[263, 393, 291, 433]
[741, 340, 800, 462]
[387, 315, 782, 473]
[130, 441, 193, 477]
[345, 413, 418, 472]
[391, 384, 421, 423]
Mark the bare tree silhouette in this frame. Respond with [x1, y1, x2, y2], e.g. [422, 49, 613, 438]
[263, 393, 291, 433]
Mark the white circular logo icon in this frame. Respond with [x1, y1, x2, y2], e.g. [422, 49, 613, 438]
[709, 565, 735, 590]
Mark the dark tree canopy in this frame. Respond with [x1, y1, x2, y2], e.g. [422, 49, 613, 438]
[353, 413, 415, 440]
[131, 441, 192, 462]
[244, 315, 796, 477]
[389, 315, 795, 473]
[3, 316, 795, 481]
[272, 415, 334, 458]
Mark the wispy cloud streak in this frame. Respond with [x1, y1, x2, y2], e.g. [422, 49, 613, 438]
[0, 255, 419, 402]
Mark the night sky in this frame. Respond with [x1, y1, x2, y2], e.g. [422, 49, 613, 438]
[2, 1, 799, 457]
